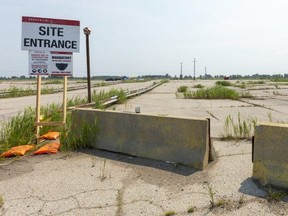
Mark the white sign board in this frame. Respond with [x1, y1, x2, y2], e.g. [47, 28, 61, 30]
[28, 51, 73, 76]
[29, 51, 49, 76]
[50, 52, 73, 76]
[22, 16, 80, 52]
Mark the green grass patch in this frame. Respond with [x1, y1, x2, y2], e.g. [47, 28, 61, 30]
[184, 86, 240, 99]
[187, 207, 195, 213]
[215, 80, 232, 86]
[0, 195, 3, 208]
[266, 187, 287, 202]
[164, 211, 176, 216]
[0, 86, 57, 98]
[43, 79, 63, 85]
[193, 84, 204, 88]
[92, 88, 127, 108]
[60, 114, 98, 151]
[221, 112, 257, 140]
[177, 85, 188, 93]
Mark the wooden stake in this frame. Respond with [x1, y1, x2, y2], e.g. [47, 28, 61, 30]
[63, 76, 68, 124]
[36, 75, 41, 142]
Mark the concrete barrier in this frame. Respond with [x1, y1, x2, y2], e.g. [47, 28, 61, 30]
[72, 109, 211, 170]
[253, 123, 288, 189]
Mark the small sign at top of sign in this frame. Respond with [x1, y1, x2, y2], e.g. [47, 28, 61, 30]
[22, 16, 80, 52]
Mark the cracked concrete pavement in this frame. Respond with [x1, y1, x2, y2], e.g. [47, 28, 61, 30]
[1, 80, 288, 215]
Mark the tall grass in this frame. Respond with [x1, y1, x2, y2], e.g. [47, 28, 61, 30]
[215, 80, 232, 86]
[0, 107, 35, 151]
[0, 86, 56, 98]
[0, 88, 129, 153]
[43, 79, 63, 85]
[184, 86, 240, 99]
[221, 112, 257, 140]
[92, 88, 127, 108]
[177, 85, 188, 93]
[60, 113, 98, 151]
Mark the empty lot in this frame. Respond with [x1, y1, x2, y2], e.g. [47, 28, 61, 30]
[0, 79, 288, 216]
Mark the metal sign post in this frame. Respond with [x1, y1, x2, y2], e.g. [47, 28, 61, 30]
[83, 27, 92, 103]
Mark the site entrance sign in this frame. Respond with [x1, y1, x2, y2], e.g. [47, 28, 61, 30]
[22, 16, 80, 52]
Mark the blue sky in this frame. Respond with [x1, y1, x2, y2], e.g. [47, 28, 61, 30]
[1, 0, 288, 77]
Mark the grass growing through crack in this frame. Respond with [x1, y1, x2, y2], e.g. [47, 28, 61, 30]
[215, 80, 232, 86]
[266, 187, 287, 202]
[208, 184, 216, 208]
[184, 86, 240, 100]
[99, 160, 107, 181]
[187, 207, 195, 213]
[92, 88, 127, 109]
[221, 112, 257, 140]
[164, 211, 176, 216]
[0, 195, 3, 208]
[193, 84, 204, 88]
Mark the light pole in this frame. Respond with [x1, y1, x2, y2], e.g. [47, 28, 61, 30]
[180, 62, 183, 79]
[192, 58, 196, 80]
[83, 27, 92, 103]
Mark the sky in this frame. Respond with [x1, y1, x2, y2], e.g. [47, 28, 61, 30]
[1, 0, 288, 78]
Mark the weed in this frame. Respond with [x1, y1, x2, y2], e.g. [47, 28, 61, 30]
[240, 91, 252, 98]
[266, 187, 286, 202]
[193, 84, 204, 88]
[238, 195, 244, 204]
[92, 88, 127, 109]
[267, 112, 272, 122]
[187, 207, 195, 213]
[177, 85, 188, 93]
[208, 184, 216, 208]
[60, 114, 98, 151]
[221, 112, 257, 140]
[247, 80, 265, 85]
[0, 107, 36, 151]
[0, 195, 3, 208]
[216, 198, 226, 207]
[99, 160, 107, 181]
[165, 211, 176, 216]
[43, 79, 63, 85]
[215, 80, 232, 86]
[184, 86, 240, 100]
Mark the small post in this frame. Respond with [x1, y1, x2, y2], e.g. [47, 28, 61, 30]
[63, 76, 68, 124]
[36, 75, 41, 142]
[83, 27, 92, 103]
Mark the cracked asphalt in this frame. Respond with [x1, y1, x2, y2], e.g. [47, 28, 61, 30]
[1, 80, 288, 215]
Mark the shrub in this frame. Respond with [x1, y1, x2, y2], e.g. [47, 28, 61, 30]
[177, 85, 188, 93]
[184, 86, 239, 100]
[215, 80, 232, 86]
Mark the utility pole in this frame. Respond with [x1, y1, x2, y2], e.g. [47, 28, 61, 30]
[205, 66, 207, 78]
[180, 62, 183, 79]
[192, 58, 197, 80]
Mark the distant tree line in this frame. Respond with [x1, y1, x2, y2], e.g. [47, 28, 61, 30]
[1, 73, 288, 80]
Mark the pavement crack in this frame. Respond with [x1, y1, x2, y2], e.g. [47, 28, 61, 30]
[206, 111, 219, 120]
